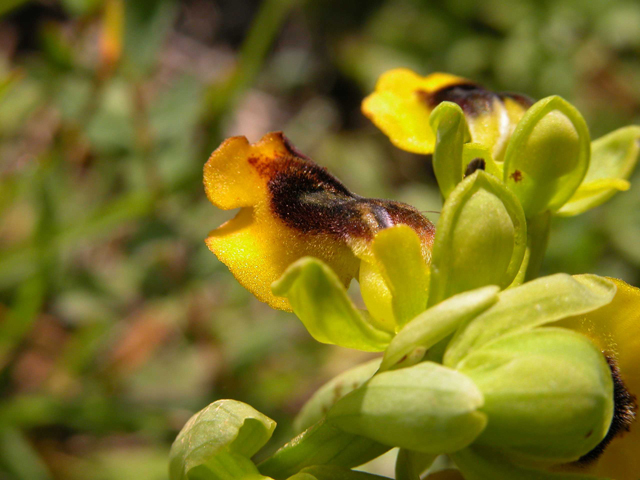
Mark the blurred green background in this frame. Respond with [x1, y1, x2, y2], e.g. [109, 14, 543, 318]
[1, 0, 640, 478]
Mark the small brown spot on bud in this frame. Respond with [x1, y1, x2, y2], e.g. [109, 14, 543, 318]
[509, 170, 523, 183]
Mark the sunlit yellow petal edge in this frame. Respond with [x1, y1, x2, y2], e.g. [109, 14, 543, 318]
[362, 69, 532, 159]
[553, 277, 640, 480]
[204, 132, 435, 311]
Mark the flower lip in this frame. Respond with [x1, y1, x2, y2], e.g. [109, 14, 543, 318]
[204, 131, 435, 310]
[577, 354, 638, 465]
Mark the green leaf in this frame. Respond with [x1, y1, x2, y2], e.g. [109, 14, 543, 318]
[428, 171, 527, 306]
[272, 257, 392, 351]
[457, 328, 613, 464]
[395, 449, 437, 480]
[327, 362, 487, 454]
[258, 419, 389, 480]
[169, 400, 276, 480]
[503, 96, 590, 217]
[380, 286, 499, 372]
[371, 225, 430, 328]
[288, 466, 392, 480]
[558, 125, 640, 216]
[294, 358, 382, 433]
[443, 274, 616, 368]
[452, 446, 609, 480]
[429, 102, 471, 198]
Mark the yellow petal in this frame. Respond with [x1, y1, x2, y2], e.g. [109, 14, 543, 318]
[362, 69, 533, 160]
[204, 132, 435, 310]
[553, 278, 640, 480]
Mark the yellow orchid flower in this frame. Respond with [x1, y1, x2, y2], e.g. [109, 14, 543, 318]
[552, 277, 639, 480]
[419, 277, 639, 480]
[362, 69, 532, 160]
[204, 132, 435, 311]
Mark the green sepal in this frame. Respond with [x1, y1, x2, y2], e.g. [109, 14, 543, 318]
[428, 170, 527, 306]
[258, 419, 390, 480]
[287, 466, 392, 480]
[395, 449, 437, 480]
[380, 286, 499, 372]
[443, 274, 616, 368]
[452, 446, 610, 480]
[272, 257, 392, 352]
[430, 101, 471, 198]
[359, 260, 395, 333]
[169, 400, 276, 480]
[327, 362, 487, 454]
[558, 125, 640, 216]
[371, 225, 430, 328]
[294, 358, 381, 433]
[462, 142, 502, 179]
[458, 328, 613, 464]
[503, 96, 590, 217]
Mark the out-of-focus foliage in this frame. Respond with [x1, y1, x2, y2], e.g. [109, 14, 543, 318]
[0, 0, 639, 479]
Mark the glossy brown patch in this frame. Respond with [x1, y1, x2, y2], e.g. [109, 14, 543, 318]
[499, 92, 535, 109]
[418, 82, 497, 117]
[577, 355, 638, 465]
[464, 158, 486, 177]
[253, 137, 435, 243]
[509, 170, 523, 182]
[498, 92, 536, 110]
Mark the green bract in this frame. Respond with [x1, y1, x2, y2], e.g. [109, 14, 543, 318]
[258, 420, 389, 480]
[558, 125, 640, 216]
[428, 170, 527, 306]
[272, 257, 392, 351]
[169, 400, 276, 480]
[443, 274, 616, 368]
[327, 362, 487, 454]
[380, 286, 499, 372]
[430, 101, 471, 198]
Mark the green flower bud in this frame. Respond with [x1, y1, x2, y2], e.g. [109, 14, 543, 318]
[457, 328, 614, 466]
[428, 170, 527, 306]
[169, 400, 276, 480]
[327, 362, 487, 454]
[503, 96, 590, 218]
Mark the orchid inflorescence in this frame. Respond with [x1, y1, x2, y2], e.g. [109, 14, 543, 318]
[169, 70, 640, 480]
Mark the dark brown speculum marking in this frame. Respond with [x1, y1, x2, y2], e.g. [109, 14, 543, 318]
[578, 355, 637, 465]
[249, 139, 435, 243]
[417, 82, 535, 118]
[418, 83, 497, 117]
[498, 91, 535, 109]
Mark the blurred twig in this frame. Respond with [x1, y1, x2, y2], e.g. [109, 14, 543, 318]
[201, 0, 299, 152]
